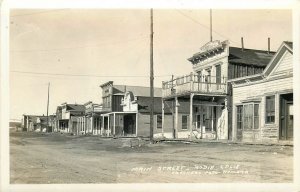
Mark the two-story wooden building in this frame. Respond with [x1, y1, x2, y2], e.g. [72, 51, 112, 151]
[161, 40, 275, 140]
[230, 41, 293, 143]
[99, 81, 170, 137]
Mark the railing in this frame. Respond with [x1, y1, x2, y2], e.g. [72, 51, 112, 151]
[162, 74, 227, 98]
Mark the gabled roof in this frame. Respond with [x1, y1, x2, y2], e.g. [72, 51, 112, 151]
[228, 47, 275, 67]
[113, 85, 162, 97]
[263, 41, 293, 76]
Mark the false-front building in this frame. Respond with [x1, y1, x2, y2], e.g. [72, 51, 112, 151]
[99, 81, 172, 137]
[160, 40, 275, 140]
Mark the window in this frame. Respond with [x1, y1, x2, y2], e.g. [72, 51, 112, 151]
[197, 71, 202, 82]
[266, 96, 275, 123]
[244, 104, 253, 130]
[216, 65, 221, 84]
[254, 104, 259, 129]
[156, 115, 162, 129]
[205, 69, 211, 83]
[237, 105, 243, 129]
[236, 103, 260, 130]
[182, 115, 188, 130]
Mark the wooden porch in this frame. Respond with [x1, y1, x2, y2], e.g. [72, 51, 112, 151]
[162, 74, 227, 99]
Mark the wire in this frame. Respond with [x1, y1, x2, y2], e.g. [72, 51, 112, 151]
[10, 35, 148, 53]
[10, 70, 172, 78]
[10, 9, 67, 18]
[175, 10, 240, 46]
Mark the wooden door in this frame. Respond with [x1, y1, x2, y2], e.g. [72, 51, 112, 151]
[286, 103, 293, 139]
[280, 94, 293, 140]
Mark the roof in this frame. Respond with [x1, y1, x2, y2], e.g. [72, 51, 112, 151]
[66, 104, 85, 112]
[284, 41, 293, 49]
[136, 98, 190, 114]
[229, 41, 293, 84]
[99, 81, 113, 88]
[113, 85, 162, 97]
[137, 97, 163, 113]
[228, 47, 275, 67]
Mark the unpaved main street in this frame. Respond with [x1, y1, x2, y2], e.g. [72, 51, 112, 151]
[10, 132, 293, 183]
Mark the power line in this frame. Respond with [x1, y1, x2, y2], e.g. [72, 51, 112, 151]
[10, 70, 172, 78]
[10, 35, 148, 53]
[175, 10, 240, 46]
[10, 9, 67, 17]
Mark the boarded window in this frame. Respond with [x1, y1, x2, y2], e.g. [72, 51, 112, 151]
[156, 115, 162, 129]
[266, 96, 275, 123]
[182, 115, 188, 130]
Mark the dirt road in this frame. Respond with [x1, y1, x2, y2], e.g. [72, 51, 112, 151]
[10, 132, 293, 183]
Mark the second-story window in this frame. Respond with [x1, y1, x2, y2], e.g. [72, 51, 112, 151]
[216, 65, 221, 84]
[205, 69, 211, 83]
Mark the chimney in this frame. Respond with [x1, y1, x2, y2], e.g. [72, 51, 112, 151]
[241, 37, 244, 51]
[268, 37, 270, 54]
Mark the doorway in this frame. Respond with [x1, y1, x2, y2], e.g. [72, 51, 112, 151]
[124, 114, 136, 136]
[280, 93, 293, 140]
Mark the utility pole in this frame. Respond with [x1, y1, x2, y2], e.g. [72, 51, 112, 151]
[46, 82, 50, 132]
[149, 8, 154, 143]
[210, 9, 213, 42]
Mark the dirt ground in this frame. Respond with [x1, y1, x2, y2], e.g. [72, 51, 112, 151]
[10, 131, 293, 184]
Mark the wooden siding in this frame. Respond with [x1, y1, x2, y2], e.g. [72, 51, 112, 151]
[228, 63, 264, 80]
[232, 77, 292, 142]
[112, 95, 123, 112]
[269, 51, 293, 76]
[137, 113, 150, 137]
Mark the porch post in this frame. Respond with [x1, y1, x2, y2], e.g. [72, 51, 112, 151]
[84, 116, 87, 135]
[175, 96, 179, 139]
[162, 98, 164, 137]
[76, 118, 79, 134]
[80, 117, 82, 133]
[90, 114, 93, 134]
[190, 93, 194, 140]
[108, 115, 110, 136]
[101, 115, 104, 136]
[136, 113, 138, 137]
[113, 113, 116, 136]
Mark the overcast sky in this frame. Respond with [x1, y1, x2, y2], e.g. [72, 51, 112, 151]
[9, 9, 292, 120]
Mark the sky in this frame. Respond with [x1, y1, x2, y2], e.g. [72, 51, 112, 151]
[9, 9, 292, 120]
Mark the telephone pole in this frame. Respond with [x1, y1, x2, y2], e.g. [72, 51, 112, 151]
[210, 9, 213, 42]
[46, 82, 50, 132]
[149, 8, 154, 143]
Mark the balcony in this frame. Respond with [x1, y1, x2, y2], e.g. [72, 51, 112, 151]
[162, 74, 227, 98]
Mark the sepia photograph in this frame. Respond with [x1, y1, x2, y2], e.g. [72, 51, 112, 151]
[1, 1, 300, 191]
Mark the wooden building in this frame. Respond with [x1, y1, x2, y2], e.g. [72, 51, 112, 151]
[99, 81, 171, 137]
[84, 101, 103, 135]
[161, 40, 275, 140]
[230, 41, 293, 143]
[57, 103, 85, 133]
[22, 114, 48, 132]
